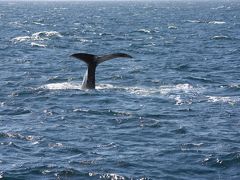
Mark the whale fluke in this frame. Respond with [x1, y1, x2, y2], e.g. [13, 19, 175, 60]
[70, 53, 133, 89]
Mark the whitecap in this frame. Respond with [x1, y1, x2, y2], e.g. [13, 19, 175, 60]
[0, 102, 5, 107]
[42, 170, 51, 175]
[174, 95, 183, 105]
[32, 141, 39, 145]
[33, 21, 45, 26]
[75, 37, 92, 43]
[48, 142, 63, 148]
[137, 29, 151, 34]
[11, 31, 63, 44]
[211, 35, 230, 40]
[159, 83, 196, 95]
[32, 31, 63, 40]
[230, 83, 240, 88]
[11, 36, 31, 43]
[186, 20, 202, 23]
[211, 6, 225, 10]
[208, 21, 226, 25]
[207, 96, 239, 104]
[74, 22, 81, 26]
[9, 21, 24, 27]
[168, 25, 177, 29]
[127, 83, 201, 97]
[126, 86, 157, 96]
[31, 42, 47, 48]
[100, 173, 125, 180]
[73, 108, 89, 112]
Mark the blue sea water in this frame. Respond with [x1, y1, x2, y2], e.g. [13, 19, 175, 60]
[0, 0, 240, 179]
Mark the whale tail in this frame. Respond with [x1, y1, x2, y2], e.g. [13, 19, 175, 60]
[70, 53, 133, 89]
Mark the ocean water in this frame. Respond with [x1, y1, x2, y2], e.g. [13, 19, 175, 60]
[0, 1, 240, 179]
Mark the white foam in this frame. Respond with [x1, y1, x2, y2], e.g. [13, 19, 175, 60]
[126, 86, 157, 96]
[100, 173, 125, 180]
[209, 21, 226, 25]
[33, 22, 45, 26]
[207, 96, 239, 104]
[124, 84, 202, 106]
[211, 6, 225, 10]
[186, 20, 202, 23]
[11, 31, 63, 43]
[11, 36, 31, 43]
[230, 83, 240, 88]
[138, 29, 151, 34]
[41, 82, 82, 90]
[159, 83, 196, 95]
[96, 84, 115, 90]
[31, 42, 47, 48]
[32, 31, 63, 40]
[168, 25, 177, 29]
[212, 35, 229, 40]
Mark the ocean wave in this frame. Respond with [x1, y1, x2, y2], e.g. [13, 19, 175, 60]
[181, 143, 204, 151]
[229, 83, 240, 89]
[126, 84, 204, 105]
[203, 152, 240, 168]
[41, 82, 202, 106]
[100, 173, 125, 180]
[186, 20, 204, 23]
[32, 21, 45, 26]
[186, 20, 226, 25]
[11, 31, 63, 44]
[11, 36, 31, 43]
[208, 21, 226, 25]
[168, 25, 177, 29]
[0, 108, 31, 116]
[40, 82, 239, 106]
[137, 29, 151, 34]
[0, 132, 35, 142]
[211, 35, 231, 40]
[41, 82, 82, 90]
[9, 21, 25, 27]
[159, 84, 193, 95]
[31, 42, 47, 48]
[211, 5, 225, 10]
[207, 96, 240, 104]
[32, 31, 63, 40]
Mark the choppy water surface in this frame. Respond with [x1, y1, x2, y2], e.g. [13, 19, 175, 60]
[0, 1, 240, 179]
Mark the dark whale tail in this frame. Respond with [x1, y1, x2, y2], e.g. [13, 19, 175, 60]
[70, 53, 133, 89]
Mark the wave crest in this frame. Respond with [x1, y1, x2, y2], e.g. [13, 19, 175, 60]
[11, 31, 63, 44]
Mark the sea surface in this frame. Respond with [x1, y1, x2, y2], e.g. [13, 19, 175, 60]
[0, 1, 240, 179]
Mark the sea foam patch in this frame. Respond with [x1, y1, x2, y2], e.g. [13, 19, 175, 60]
[41, 82, 82, 90]
[11, 31, 63, 44]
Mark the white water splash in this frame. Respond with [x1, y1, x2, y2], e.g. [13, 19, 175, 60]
[40, 82, 239, 105]
[96, 84, 115, 90]
[32, 31, 63, 40]
[41, 82, 82, 90]
[11, 31, 63, 43]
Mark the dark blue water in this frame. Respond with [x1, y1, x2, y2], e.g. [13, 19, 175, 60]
[0, 1, 240, 179]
